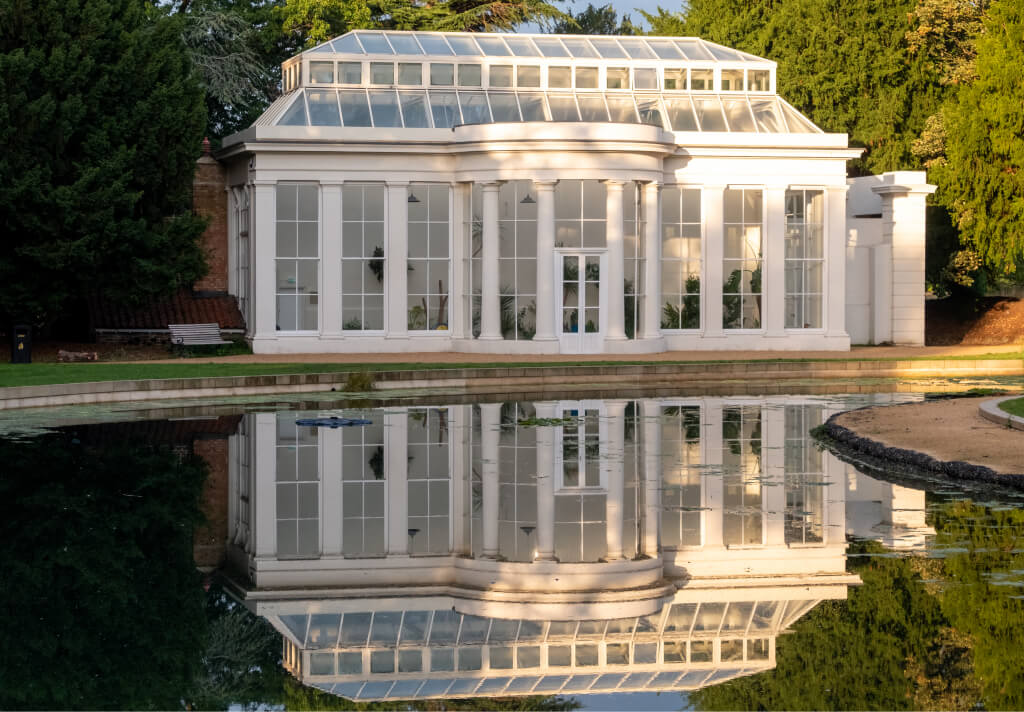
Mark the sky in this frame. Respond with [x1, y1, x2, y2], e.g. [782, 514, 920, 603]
[535, 0, 685, 31]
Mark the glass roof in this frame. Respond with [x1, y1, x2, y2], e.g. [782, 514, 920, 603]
[266, 88, 819, 133]
[308, 31, 770, 64]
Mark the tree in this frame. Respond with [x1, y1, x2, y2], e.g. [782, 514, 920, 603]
[550, 3, 640, 35]
[930, 0, 1024, 275]
[0, 0, 208, 329]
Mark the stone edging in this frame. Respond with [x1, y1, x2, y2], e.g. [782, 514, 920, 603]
[978, 396, 1024, 431]
[1, 356, 1022, 410]
[816, 407, 1024, 488]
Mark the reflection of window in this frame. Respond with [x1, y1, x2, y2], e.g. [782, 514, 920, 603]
[554, 492, 605, 562]
[661, 405, 702, 548]
[661, 187, 702, 329]
[784, 405, 825, 544]
[722, 405, 763, 546]
[342, 184, 386, 330]
[785, 189, 825, 329]
[497, 402, 538, 561]
[276, 183, 319, 331]
[407, 184, 450, 330]
[498, 181, 537, 340]
[558, 408, 602, 489]
[408, 408, 451, 554]
[276, 414, 319, 557]
[723, 188, 763, 329]
[341, 419, 385, 557]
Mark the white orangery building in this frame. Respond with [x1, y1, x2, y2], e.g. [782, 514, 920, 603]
[218, 30, 935, 354]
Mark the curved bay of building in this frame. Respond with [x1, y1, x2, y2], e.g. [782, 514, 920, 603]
[217, 394, 932, 701]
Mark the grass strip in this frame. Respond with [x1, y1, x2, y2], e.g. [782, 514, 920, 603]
[0, 350, 1022, 389]
[1000, 396, 1024, 418]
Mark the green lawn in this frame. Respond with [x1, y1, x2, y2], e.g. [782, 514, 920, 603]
[1000, 396, 1024, 418]
[0, 350, 1022, 389]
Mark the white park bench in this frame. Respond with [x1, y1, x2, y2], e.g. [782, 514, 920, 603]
[168, 323, 231, 346]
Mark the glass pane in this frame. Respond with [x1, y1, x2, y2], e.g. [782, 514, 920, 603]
[279, 95, 308, 126]
[488, 92, 521, 122]
[590, 37, 627, 58]
[548, 95, 579, 121]
[430, 63, 455, 86]
[549, 66, 571, 88]
[459, 91, 491, 124]
[577, 95, 608, 122]
[428, 91, 461, 127]
[723, 98, 755, 132]
[533, 37, 570, 57]
[399, 91, 431, 128]
[648, 40, 683, 59]
[664, 68, 686, 91]
[619, 38, 657, 59]
[458, 64, 481, 86]
[749, 69, 770, 91]
[606, 67, 629, 89]
[331, 34, 364, 54]
[781, 101, 818, 132]
[694, 96, 727, 131]
[518, 93, 546, 121]
[415, 34, 454, 56]
[664, 97, 697, 131]
[506, 37, 540, 56]
[369, 90, 402, 127]
[446, 35, 482, 56]
[634, 68, 657, 90]
[370, 62, 394, 85]
[750, 98, 785, 132]
[606, 95, 638, 123]
[690, 69, 713, 91]
[310, 62, 334, 84]
[517, 65, 540, 88]
[389, 34, 423, 55]
[357, 32, 393, 54]
[562, 38, 598, 58]
[338, 61, 362, 84]
[306, 91, 340, 126]
[721, 69, 744, 91]
[339, 90, 372, 127]
[575, 66, 598, 88]
[398, 62, 422, 85]
[490, 65, 513, 87]
[636, 97, 663, 127]
[476, 36, 512, 56]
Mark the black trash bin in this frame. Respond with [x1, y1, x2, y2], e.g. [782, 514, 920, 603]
[11, 325, 31, 364]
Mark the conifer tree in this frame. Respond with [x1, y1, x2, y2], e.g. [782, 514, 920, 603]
[0, 0, 208, 327]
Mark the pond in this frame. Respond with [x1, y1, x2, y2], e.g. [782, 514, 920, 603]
[2, 389, 1022, 710]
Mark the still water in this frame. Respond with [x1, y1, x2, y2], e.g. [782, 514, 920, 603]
[2, 391, 1022, 710]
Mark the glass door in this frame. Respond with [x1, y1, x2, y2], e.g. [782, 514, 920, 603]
[557, 252, 604, 353]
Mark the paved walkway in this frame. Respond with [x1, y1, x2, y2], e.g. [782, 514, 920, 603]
[145, 343, 1024, 365]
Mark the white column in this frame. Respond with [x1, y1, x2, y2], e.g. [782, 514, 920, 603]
[762, 401, 786, 546]
[604, 180, 627, 341]
[825, 185, 850, 339]
[535, 402, 558, 561]
[533, 180, 558, 342]
[703, 400, 724, 549]
[763, 187, 787, 336]
[478, 181, 502, 340]
[605, 400, 627, 560]
[253, 413, 277, 558]
[321, 183, 343, 338]
[386, 410, 409, 555]
[386, 182, 409, 338]
[641, 399, 662, 557]
[703, 186, 726, 337]
[641, 182, 662, 340]
[251, 182, 277, 345]
[480, 403, 502, 558]
[451, 183, 467, 340]
[227, 188, 238, 297]
[320, 428, 343, 555]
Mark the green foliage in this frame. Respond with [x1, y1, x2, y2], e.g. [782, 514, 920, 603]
[550, 3, 640, 35]
[0, 428, 209, 708]
[931, 0, 1024, 275]
[343, 369, 376, 391]
[0, 0, 208, 327]
[998, 396, 1024, 418]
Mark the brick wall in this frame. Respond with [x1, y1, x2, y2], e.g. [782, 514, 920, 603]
[193, 150, 229, 293]
[193, 436, 230, 570]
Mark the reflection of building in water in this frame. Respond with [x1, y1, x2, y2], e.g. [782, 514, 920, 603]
[222, 396, 921, 701]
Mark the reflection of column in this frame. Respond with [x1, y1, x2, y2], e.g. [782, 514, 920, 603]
[251, 183, 276, 345]
[604, 180, 627, 341]
[825, 451, 845, 546]
[641, 399, 662, 557]
[535, 402, 558, 561]
[703, 400, 724, 549]
[479, 182, 502, 340]
[450, 405, 469, 554]
[534, 180, 558, 342]
[386, 182, 410, 338]
[321, 428, 343, 556]
[605, 400, 627, 560]
[641, 182, 662, 340]
[253, 413, 277, 558]
[703, 186, 727, 338]
[763, 401, 786, 546]
[321, 183, 343, 337]
[480, 403, 502, 558]
[763, 188, 786, 337]
[386, 410, 409, 555]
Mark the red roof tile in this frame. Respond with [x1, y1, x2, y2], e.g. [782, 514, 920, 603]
[90, 290, 245, 330]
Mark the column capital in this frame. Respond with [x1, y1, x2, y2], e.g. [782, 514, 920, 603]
[533, 179, 559, 190]
[319, 179, 344, 187]
[702, 184, 728, 192]
[602, 179, 627, 190]
[386, 180, 410, 188]
[480, 180, 503, 190]
[643, 180, 662, 191]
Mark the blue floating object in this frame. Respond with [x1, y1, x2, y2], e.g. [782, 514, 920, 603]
[295, 416, 373, 428]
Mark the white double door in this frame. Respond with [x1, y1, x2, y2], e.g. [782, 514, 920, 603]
[555, 250, 606, 354]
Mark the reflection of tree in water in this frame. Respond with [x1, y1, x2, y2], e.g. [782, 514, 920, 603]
[0, 428, 209, 709]
[692, 499, 1024, 712]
